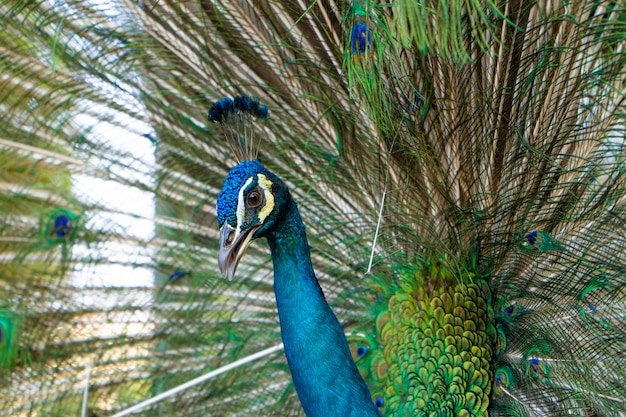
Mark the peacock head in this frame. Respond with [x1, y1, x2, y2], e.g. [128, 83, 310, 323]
[216, 159, 289, 279]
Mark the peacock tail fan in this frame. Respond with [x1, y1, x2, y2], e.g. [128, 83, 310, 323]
[1, 0, 625, 416]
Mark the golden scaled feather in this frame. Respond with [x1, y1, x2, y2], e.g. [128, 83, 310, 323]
[0, 0, 625, 416]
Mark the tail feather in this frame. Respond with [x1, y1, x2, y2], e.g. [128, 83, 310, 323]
[1, 0, 625, 416]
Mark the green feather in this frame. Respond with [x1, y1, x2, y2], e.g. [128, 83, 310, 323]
[0, 310, 20, 371]
[370, 259, 495, 416]
[0, 0, 625, 416]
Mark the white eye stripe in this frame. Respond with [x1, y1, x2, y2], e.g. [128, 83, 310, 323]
[235, 175, 275, 234]
[236, 177, 254, 236]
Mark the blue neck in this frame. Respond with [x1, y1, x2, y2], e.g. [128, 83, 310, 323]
[267, 199, 380, 417]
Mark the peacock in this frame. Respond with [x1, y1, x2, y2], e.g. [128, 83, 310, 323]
[1, 0, 625, 416]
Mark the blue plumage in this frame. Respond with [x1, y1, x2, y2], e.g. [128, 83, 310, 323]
[217, 160, 264, 228]
[208, 98, 234, 123]
[217, 160, 381, 417]
[1, 0, 625, 414]
[209, 96, 268, 124]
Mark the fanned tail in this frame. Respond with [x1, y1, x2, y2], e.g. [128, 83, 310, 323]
[1, 0, 624, 416]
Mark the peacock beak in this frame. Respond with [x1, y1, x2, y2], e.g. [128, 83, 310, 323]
[218, 223, 261, 280]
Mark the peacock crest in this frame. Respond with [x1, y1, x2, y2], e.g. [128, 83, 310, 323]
[208, 96, 269, 162]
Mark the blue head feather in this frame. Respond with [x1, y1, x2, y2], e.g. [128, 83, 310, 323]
[209, 96, 269, 161]
[233, 96, 269, 119]
[208, 98, 234, 123]
[216, 160, 274, 228]
[209, 96, 268, 124]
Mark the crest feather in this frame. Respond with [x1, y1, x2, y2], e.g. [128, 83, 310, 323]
[208, 96, 269, 161]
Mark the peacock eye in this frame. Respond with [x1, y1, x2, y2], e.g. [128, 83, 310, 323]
[374, 395, 384, 408]
[247, 190, 262, 208]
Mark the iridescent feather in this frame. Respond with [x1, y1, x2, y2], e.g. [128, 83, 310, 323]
[0, 0, 624, 416]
